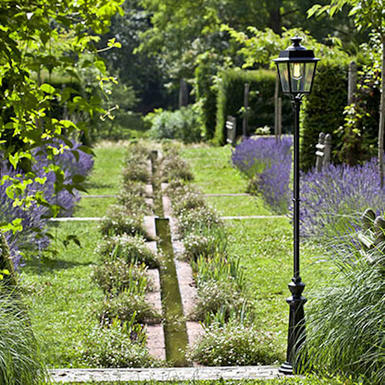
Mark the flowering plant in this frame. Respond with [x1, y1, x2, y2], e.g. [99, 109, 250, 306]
[232, 137, 292, 213]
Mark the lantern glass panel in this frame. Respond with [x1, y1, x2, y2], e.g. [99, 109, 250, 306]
[303, 62, 316, 92]
[289, 62, 316, 93]
[277, 62, 290, 93]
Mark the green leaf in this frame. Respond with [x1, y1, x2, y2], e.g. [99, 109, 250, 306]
[40, 83, 56, 94]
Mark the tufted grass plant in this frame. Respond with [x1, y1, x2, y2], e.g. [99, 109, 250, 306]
[93, 260, 151, 296]
[97, 291, 161, 325]
[301, 235, 385, 384]
[0, 290, 47, 385]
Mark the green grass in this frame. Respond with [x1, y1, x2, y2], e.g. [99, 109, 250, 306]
[205, 196, 272, 216]
[84, 140, 127, 196]
[181, 145, 248, 194]
[74, 197, 117, 217]
[21, 222, 103, 368]
[74, 140, 126, 217]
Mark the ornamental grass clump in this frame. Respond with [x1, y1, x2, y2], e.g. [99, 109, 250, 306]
[193, 279, 247, 322]
[93, 260, 151, 296]
[232, 137, 292, 213]
[98, 291, 161, 325]
[0, 291, 47, 385]
[97, 234, 158, 268]
[300, 158, 385, 238]
[301, 233, 385, 384]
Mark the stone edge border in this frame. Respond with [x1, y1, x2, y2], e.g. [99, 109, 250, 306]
[49, 366, 282, 383]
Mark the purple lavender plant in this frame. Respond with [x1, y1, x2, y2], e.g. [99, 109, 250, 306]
[0, 140, 94, 268]
[300, 158, 385, 238]
[232, 137, 292, 213]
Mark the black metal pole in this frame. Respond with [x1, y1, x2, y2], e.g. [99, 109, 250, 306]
[279, 95, 307, 375]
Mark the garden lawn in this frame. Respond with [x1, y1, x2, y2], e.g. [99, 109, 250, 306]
[21, 222, 103, 367]
[181, 144, 332, 361]
[74, 140, 126, 217]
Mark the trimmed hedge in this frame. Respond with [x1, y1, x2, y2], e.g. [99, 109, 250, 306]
[195, 58, 218, 140]
[213, 69, 293, 145]
[300, 60, 348, 171]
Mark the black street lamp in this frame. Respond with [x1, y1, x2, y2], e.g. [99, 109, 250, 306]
[273, 37, 319, 375]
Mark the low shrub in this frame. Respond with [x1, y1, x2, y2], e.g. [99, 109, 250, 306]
[183, 228, 227, 262]
[117, 190, 152, 216]
[177, 207, 222, 236]
[161, 156, 194, 182]
[97, 234, 158, 268]
[82, 319, 156, 368]
[193, 279, 246, 322]
[189, 319, 276, 366]
[300, 158, 385, 238]
[99, 205, 147, 238]
[122, 162, 150, 184]
[93, 260, 150, 296]
[98, 291, 161, 325]
[172, 191, 205, 216]
[232, 137, 292, 213]
[146, 106, 202, 143]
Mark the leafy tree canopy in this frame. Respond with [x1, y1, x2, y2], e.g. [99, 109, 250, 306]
[0, 0, 123, 229]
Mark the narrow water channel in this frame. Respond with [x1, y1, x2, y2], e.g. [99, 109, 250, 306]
[156, 218, 189, 366]
[150, 150, 189, 366]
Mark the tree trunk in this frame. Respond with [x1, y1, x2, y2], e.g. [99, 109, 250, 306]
[179, 78, 188, 108]
[379, 40, 385, 188]
[268, 0, 282, 34]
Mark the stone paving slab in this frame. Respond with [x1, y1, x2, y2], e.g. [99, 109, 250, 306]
[49, 366, 282, 383]
[222, 215, 286, 220]
[49, 217, 103, 222]
[80, 194, 117, 198]
[143, 216, 157, 240]
[145, 184, 154, 197]
[146, 325, 166, 361]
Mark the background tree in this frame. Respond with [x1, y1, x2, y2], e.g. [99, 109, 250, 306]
[309, 0, 385, 186]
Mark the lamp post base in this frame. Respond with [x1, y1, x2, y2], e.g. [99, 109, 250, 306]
[279, 361, 293, 375]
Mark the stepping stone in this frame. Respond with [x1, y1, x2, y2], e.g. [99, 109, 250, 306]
[144, 184, 153, 197]
[145, 198, 154, 210]
[145, 325, 166, 361]
[145, 241, 157, 254]
[160, 183, 169, 192]
[162, 196, 172, 218]
[146, 159, 152, 177]
[175, 260, 197, 318]
[143, 216, 157, 241]
[145, 269, 162, 315]
[186, 321, 204, 348]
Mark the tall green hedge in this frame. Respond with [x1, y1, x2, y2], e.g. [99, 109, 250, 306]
[300, 60, 349, 171]
[195, 59, 218, 140]
[213, 69, 293, 145]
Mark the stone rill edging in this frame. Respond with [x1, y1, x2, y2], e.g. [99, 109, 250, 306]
[49, 366, 281, 383]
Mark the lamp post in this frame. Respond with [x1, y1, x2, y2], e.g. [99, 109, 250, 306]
[273, 37, 319, 375]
